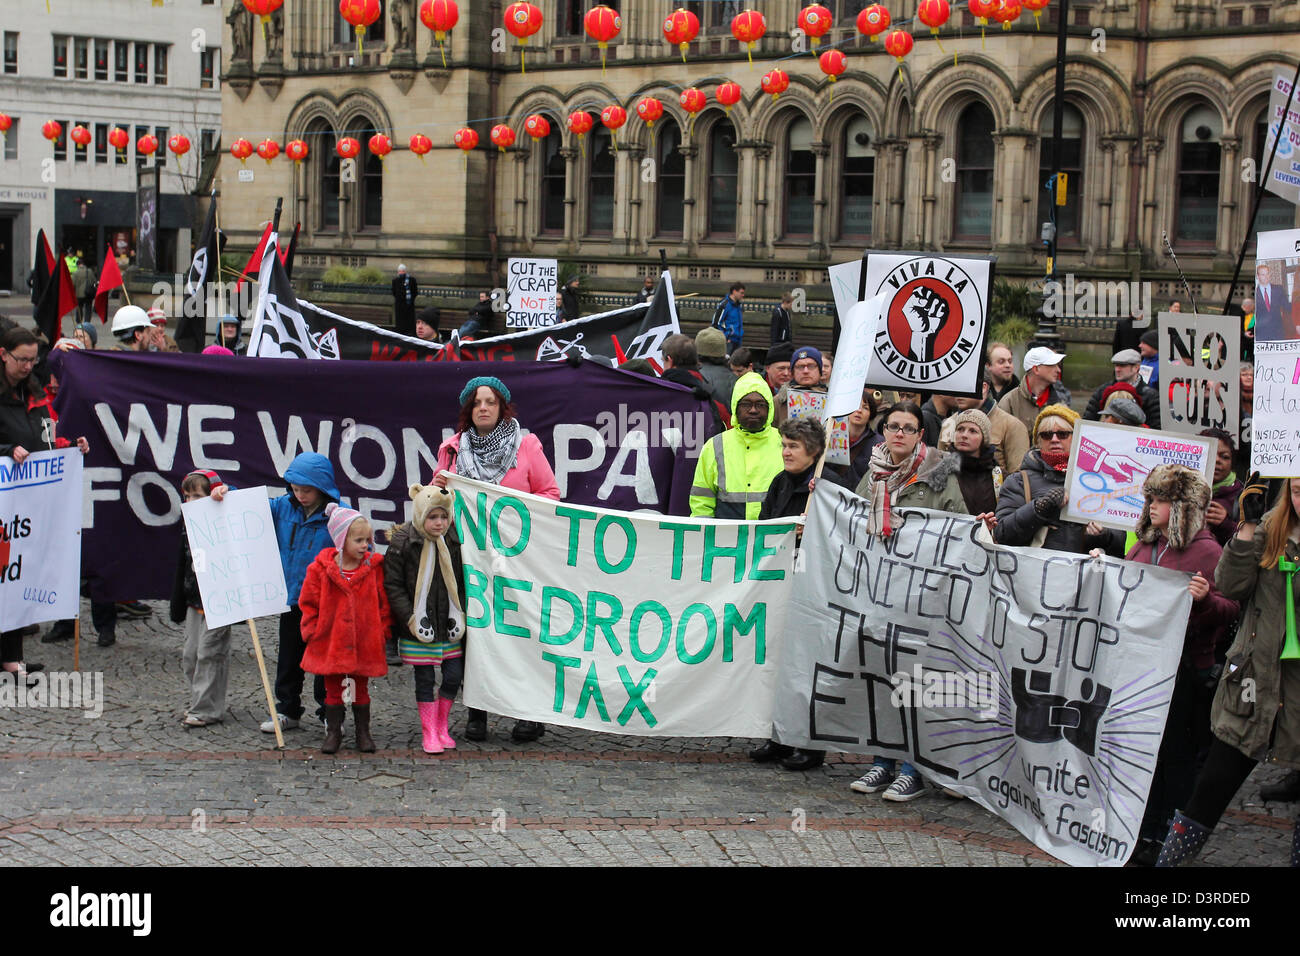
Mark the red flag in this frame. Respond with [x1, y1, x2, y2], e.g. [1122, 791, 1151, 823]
[39, 230, 56, 276]
[236, 222, 274, 293]
[93, 246, 124, 322]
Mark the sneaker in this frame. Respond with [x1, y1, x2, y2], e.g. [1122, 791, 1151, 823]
[116, 601, 152, 619]
[850, 765, 894, 794]
[260, 714, 300, 733]
[882, 772, 926, 802]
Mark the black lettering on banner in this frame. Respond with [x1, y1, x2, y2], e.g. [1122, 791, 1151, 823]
[809, 662, 860, 744]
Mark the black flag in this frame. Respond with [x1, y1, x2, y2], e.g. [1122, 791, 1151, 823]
[246, 236, 321, 358]
[28, 228, 55, 308]
[176, 197, 218, 352]
[281, 222, 300, 280]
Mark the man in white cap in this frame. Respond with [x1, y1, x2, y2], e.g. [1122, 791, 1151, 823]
[997, 345, 1070, 437]
[391, 263, 419, 338]
[1083, 347, 1161, 428]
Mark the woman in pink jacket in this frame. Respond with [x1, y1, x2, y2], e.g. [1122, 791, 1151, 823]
[433, 375, 559, 743]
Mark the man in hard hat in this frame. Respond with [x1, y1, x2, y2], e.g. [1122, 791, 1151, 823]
[112, 305, 165, 352]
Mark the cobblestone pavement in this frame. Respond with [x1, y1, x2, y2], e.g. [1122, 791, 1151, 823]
[1, 601, 1293, 866]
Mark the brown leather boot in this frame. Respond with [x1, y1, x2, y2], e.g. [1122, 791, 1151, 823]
[321, 704, 345, 754]
[353, 703, 376, 753]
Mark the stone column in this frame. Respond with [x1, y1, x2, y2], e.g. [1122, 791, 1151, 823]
[1217, 135, 1240, 265]
[1141, 139, 1163, 259]
[920, 133, 939, 248]
[1096, 137, 1118, 255]
[732, 142, 757, 256]
[561, 147, 578, 254]
[624, 145, 646, 255]
[513, 150, 530, 250]
[752, 143, 773, 258]
[680, 142, 699, 255]
[811, 140, 830, 259]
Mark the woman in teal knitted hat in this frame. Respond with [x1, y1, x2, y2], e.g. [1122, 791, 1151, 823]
[432, 375, 560, 743]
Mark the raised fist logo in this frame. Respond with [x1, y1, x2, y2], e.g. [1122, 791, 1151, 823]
[902, 285, 951, 363]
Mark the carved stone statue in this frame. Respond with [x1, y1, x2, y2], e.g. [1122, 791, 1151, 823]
[226, 5, 253, 63]
[391, 0, 415, 52]
[265, 8, 285, 62]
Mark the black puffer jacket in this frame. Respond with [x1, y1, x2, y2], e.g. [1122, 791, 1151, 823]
[382, 521, 467, 642]
[170, 525, 204, 623]
[995, 449, 1124, 555]
[758, 465, 849, 520]
[0, 379, 61, 457]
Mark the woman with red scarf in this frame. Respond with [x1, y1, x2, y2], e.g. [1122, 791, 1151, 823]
[995, 404, 1125, 556]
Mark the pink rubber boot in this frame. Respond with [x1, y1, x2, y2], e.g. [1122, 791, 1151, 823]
[418, 701, 442, 754]
[434, 696, 457, 750]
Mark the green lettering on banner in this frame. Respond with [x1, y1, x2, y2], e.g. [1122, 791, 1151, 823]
[539, 586, 583, 645]
[703, 524, 748, 583]
[584, 591, 624, 654]
[723, 603, 767, 664]
[555, 505, 597, 567]
[463, 564, 490, 628]
[455, 491, 489, 550]
[676, 603, 717, 664]
[658, 522, 701, 580]
[574, 661, 611, 722]
[493, 576, 533, 638]
[542, 651, 580, 712]
[489, 496, 532, 556]
[750, 525, 792, 580]
[628, 601, 672, 663]
[617, 665, 658, 727]
[594, 515, 637, 574]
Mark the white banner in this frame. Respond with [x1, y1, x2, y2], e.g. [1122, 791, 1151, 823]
[1263, 71, 1300, 207]
[181, 488, 290, 629]
[0, 449, 82, 629]
[449, 474, 796, 736]
[1063, 421, 1215, 532]
[507, 257, 559, 329]
[771, 483, 1188, 866]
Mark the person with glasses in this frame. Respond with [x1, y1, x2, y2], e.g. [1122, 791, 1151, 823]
[0, 327, 91, 680]
[773, 346, 826, 427]
[689, 372, 783, 520]
[994, 404, 1124, 556]
[848, 401, 968, 802]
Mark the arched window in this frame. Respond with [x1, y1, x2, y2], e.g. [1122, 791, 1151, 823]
[707, 118, 737, 237]
[1254, 110, 1296, 232]
[656, 122, 685, 236]
[840, 115, 874, 240]
[346, 117, 383, 231]
[783, 117, 816, 238]
[953, 102, 995, 241]
[1174, 104, 1221, 244]
[1037, 103, 1084, 242]
[540, 125, 565, 235]
[587, 125, 615, 235]
[308, 119, 339, 232]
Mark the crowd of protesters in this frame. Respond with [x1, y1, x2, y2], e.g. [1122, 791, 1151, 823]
[3, 272, 1295, 870]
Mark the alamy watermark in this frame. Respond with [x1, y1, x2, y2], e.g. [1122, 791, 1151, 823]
[0, 670, 103, 718]
[1042, 275, 1153, 323]
[594, 404, 710, 453]
[889, 664, 999, 720]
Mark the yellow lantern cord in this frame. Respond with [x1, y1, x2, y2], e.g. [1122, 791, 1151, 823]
[679, 42, 688, 63]
[439, 39, 448, 68]
[355, 24, 365, 57]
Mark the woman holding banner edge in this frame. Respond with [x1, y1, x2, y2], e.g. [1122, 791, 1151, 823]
[433, 375, 560, 743]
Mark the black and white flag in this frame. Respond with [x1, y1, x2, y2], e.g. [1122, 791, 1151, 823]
[176, 198, 219, 352]
[247, 235, 322, 359]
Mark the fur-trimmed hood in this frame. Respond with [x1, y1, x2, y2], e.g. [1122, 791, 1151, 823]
[915, 447, 962, 491]
[1135, 464, 1210, 550]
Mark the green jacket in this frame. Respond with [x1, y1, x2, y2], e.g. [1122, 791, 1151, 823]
[853, 447, 969, 516]
[1211, 524, 1300, 768]
[690, 371, 783, 520]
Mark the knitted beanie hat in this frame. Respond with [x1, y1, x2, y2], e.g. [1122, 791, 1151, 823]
[202, 344, 234, 356]
[1101, 381, 1140, 407]
[459, 375, 511, 408]
[695, 326, 727, 360]
[75, 322, 98, 346]
[1032, 403, 1080, 438]
[325, 502, 369, 550]
[766, 342, 795, 365]
[951, 408, 992, 446]
[792, 346, 823, 372]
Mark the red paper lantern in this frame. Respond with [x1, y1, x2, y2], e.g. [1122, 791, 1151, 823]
[1022, 0, 1049, 29]
[715, 81, 743, 114]
[408, 133, 432, 161]
[857, 4, 891, 41]
[339, 0, 382, 55]
[797, 5, 833, 48]
[599, 106, 625, 150]
[168, 133, 191, 157]
[524, 114, 551, 140]
[137, 134, 159, 158]
[635, 98, 664, 132]
[70, 124, 92, 148]
[255, 138, 279, 165]
[679, 88, 707, 138]
[241, 0, 283, 25]
[42, 120, 62, 144]
[567, 111, 594, 138]
[662, 7, 700, 62]
[336, 137, 361, 159]
[968, 0, 997, 25]
[760, 68, 789, 102]
[818, 49, 846, 96]
[108, 126, 129, 153]
[453, 127, 478, 151]
[503, 2, 543, 73]
[420, 0, 459, 67]
[730, 9, 766, 65]
[918, 0, 951, 34]
[286, 139, 309, 164]
[883, 29, 913, 62]
[584, 4, 621, 74]
[368, 133, 392, 160]
[230, 137, 254, 164]
[992, 0, 1022, 29]
[0, 114, 11, 136]
[490, 124, 517, 152]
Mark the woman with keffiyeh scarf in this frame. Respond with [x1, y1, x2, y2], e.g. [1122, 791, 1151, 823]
[847, 402, 968, 803]
[433, 376, 560, 743]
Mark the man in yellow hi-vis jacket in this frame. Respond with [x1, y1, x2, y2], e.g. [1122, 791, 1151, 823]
[690, 371, 783, 520]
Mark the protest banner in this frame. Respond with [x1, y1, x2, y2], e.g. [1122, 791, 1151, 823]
[53, 352, 710, 601]
[449, 474, 796, 736]
[1251, 338, 1300, 476]
[1253, 227, 1300, 343]
[785, 390, 850, 466]
[786, 389, 826, 420]
[181, 488, 289, 629]
[507, 257, 559, 329]
[850, 251, 994, 398]
[1262, 70, 1300, 207]
[771, 483, 1189, 866]
[1063, 421, 1214, 531]
[0, 449, 82, 629]
[1156, 311, 1241, 437]
[826, 291, 886, 417]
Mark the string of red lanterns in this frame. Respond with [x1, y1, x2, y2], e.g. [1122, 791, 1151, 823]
[419, 0, 458, 68]
[503, 2, 543, 74]
[584, 4, 621, 76]
[663, 8, 700, 63]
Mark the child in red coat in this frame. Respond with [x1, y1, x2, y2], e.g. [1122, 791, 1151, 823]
[299, 505, 392, 754]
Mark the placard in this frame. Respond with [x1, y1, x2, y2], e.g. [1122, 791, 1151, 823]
[507, 257, 559, 329]
[0, 449, 82, 629]
[1251, 338, 1300, 477]
[1156, 311, 1240, 437]
[181, 487, 290, 629]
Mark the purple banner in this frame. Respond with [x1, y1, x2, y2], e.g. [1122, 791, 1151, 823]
[54, 352, 712, 601]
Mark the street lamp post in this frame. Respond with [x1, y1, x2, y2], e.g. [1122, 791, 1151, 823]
[1033, 0, 1071, 350]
